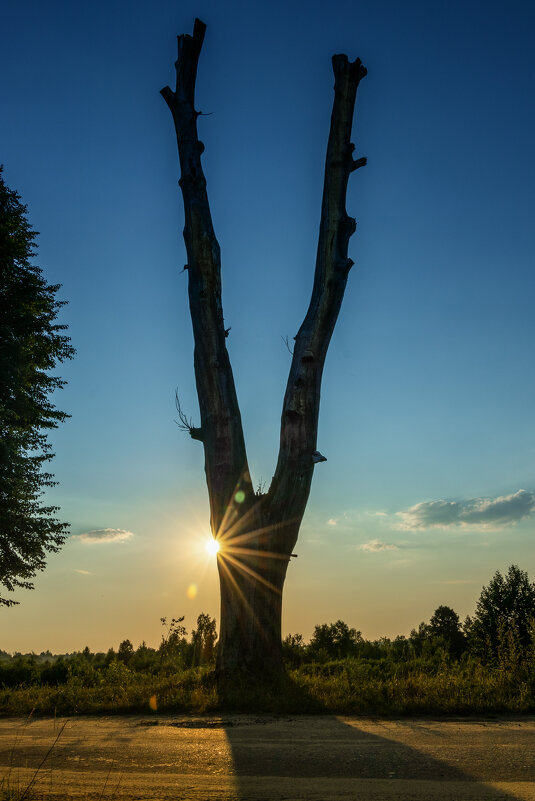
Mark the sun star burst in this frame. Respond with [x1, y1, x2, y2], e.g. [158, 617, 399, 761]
[206, 538, 220, 556]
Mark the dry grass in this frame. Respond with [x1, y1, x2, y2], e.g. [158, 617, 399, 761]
[1, 659, 534, 717]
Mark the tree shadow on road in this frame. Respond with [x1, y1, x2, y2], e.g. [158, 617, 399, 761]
[219, 676, 525, 801]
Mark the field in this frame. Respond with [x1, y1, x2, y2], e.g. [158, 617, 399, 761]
[1, 655, 534, 718]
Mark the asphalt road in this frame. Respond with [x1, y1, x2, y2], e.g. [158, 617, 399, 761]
[1, 715, 535, 800]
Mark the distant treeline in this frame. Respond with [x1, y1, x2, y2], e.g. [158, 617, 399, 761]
[2, 565, 535, 716]
[0, 613, 217, 687]
[2, 564, 535, 680]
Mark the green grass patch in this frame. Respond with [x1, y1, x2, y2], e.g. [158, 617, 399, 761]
[1, 659, 534, 717]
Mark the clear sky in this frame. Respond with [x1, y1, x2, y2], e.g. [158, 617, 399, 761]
[2, 0, 535, 653]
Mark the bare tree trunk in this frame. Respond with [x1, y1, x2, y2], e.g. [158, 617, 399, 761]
[161, 19, 366, 676]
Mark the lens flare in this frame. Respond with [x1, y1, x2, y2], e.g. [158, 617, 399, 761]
[206, 539, 220, 556]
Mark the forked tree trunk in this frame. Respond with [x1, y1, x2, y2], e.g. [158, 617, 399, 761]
[161, 19, 367, 676]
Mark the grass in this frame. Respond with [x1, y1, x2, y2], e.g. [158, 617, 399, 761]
[0, 716, 124, 801]
[0, 712, 67, 801]
[0, 772, 27, 801]
[292, 662, 535, 715]
[1, 659, 534, 717]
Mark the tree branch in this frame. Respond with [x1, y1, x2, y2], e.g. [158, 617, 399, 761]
[268, 53, 367, 534]
[162, 20, 251, 533]
[174, 391, 203, 441]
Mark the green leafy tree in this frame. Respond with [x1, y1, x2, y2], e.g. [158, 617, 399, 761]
[81, 645, 93, 662]
[428, 605, 467, 658]
[308, 620, 362, 661]
[389, 634, 411, 662]
[117, 639, 134, 665]
[469, 565, 535, 661]
[131, 640, 158, 673]
[0, 167, 74, 605]
[159, 616, 188, 669]
[408, 621, 430, 657]
[190, 613, 218, 666]
[282, 633, 305, 667]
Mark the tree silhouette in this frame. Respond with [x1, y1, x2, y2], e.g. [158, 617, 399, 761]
[308, 620, 363, 660]
[0, 168, 74, 606]
[161, 20, 366, 675]
[428, 605, 466, 658]
[191, 612, 218, 666]
[469, 565, 535, 660]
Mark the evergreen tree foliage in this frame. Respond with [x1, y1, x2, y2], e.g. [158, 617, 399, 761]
[469, 565, 535, 660]
[0, 167, 74, 606]
[117, 639, 134, 665]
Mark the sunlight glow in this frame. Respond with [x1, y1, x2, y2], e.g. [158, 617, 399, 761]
[206, 539, 220, 556]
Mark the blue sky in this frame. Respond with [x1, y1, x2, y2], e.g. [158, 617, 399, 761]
[2, 0, 535, 651]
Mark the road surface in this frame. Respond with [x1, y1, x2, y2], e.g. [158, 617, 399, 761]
[1, 715, 534, 799]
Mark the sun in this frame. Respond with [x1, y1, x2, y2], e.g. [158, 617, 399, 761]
[205, 538, 220, 556]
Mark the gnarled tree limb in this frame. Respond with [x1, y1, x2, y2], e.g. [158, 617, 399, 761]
[267, 53, 367, 536]
[161, 19, 251, 535]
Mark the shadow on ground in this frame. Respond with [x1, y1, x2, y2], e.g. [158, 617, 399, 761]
[218, 675, 528, 801]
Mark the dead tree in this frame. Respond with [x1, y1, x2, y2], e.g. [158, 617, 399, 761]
[161, 19, 367, 676]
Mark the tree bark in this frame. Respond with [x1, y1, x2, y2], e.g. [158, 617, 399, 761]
[162, 20, 366, 676]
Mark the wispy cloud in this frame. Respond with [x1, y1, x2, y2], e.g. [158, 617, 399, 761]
[326, 511, 360, 527]
[74, 528, 134, 544]
[397, 490, 535, 531]
[74, 569, 91, 575]
[358, 539, 399, 552]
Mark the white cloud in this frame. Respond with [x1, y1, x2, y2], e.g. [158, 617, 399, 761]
[74, 528, 134, 544]
[326, 511, 361, 527]
[397, 489, 535, 531]
[359, 539, 399, 552]
[74, 569, 91, 575]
